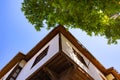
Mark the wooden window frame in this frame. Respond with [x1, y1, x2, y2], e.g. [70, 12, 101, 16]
[6, 65, 22, 80]
[73, 48, 88, 67]
[31, 46, 49, 68]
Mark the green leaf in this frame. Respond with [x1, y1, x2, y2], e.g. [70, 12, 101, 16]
[22, 0, 120, 44]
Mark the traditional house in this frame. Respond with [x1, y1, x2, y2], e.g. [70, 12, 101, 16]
[0, 25, 120, 80]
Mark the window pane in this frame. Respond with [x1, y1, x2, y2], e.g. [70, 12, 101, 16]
[73, 48, 88, 67]
[12, 72, 17, 78]
[10, 78, 14, 80]
[6, 65, 22, 80]
[31, 46, 49, 67]
[16, 68, 20, 73]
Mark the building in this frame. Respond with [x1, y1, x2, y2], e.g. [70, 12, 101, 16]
[0, 25, 120, 80]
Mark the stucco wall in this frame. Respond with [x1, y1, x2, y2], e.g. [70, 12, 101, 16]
[16, 34, 59, 80]
[61, 34, 106, 80]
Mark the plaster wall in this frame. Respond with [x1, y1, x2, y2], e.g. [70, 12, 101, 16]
[16, 34, 59, 80]
[61, 34, 107, 80]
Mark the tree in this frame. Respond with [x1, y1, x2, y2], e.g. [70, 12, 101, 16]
[21, 0, 120, 44]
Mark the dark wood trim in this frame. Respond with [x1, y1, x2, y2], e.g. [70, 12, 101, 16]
[6, 64, 22, 80]
[25, 26, 64, 61]
[60, 51, 94, 80]
[31, 46, 49, 68]
[26, 52, 60, 80]
[1, 25, 120, 80]
[0, 25, 106, 78]
[26, 51, 93, 80]
[43, 67, 57, 80]
[106, 67, 120, 79]
[72, 48, 88, 68]
[59, 33, 62, 52]
[59, 30, 106, 74]
[0, 52, 25, 79]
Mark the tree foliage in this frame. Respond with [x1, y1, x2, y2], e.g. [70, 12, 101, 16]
[22, 0, 120, 44]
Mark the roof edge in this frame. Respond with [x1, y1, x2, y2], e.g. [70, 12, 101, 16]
[25, 25, 65, 60]
[0, 25, 119, 79]
[0, 52, 25, 78]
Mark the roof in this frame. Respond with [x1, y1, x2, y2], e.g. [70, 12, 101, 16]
[0, 25, 120, 79]
[0, 52, 25, 78]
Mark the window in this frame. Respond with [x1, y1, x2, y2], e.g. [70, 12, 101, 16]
[9, 78, 14, 80]
[73, 48, 88, 67]
[6, 65, 22, 80]
[32, 46, 49, 68]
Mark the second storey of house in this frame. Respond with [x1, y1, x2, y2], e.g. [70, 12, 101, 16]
[1, 26, 119, 80]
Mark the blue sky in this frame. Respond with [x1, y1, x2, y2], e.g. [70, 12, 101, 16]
[0, 0, 120, 73]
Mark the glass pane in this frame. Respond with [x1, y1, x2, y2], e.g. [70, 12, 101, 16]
[31, 46, 49, 67]
[12, 72, 17, 78]
[10, 78, 14, 80]
[16, 69, 20, 73]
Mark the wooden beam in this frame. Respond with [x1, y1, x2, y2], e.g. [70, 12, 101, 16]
[43, 67, 58, 80]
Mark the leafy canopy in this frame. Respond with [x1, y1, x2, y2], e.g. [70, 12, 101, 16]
[22, 0, 120, 44]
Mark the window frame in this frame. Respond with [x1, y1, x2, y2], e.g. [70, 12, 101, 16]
[72, 48, 88, 67]
[31, 46, 49, 68]
[6, 65, 22, 80]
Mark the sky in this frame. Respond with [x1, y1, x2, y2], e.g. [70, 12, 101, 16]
[0, 0, 120, 73]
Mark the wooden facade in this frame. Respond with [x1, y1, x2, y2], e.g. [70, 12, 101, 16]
[0, 25, 120, 80]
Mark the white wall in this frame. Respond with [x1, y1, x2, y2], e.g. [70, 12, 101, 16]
[61, 34, 107, 80]
[16, 34, 59, 80]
